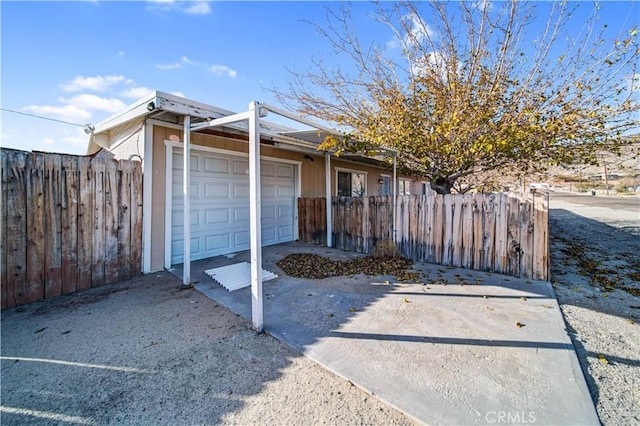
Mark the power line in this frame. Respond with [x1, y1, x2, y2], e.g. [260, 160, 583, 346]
[1, 108, 88, 128]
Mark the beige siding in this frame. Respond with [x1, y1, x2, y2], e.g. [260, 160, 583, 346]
[105, 118, 145, 160]
[150, 126, 166, 271]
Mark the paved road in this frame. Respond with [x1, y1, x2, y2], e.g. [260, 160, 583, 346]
[549, 191, 639, 236]
[550, 192, 640, 214]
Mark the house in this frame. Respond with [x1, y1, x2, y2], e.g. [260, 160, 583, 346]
[87, 91, 427, 277]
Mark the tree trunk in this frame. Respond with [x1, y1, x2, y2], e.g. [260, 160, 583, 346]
[430, 177, 455, 194]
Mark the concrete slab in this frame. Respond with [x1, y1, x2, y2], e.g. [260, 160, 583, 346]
[188, 242, 599, 425]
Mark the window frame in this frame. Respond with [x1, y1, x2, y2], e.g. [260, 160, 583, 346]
[398, 178, 412, 196]
[379, 174, 391, 196]
[335, 167, 368, 197]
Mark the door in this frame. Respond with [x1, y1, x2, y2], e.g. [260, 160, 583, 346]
[171, 148, 295, 264]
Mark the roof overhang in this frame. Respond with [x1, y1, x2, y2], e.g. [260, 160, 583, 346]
[87, 90, 397, 164]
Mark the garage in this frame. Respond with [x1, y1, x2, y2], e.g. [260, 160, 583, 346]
[170, 147, 297, 264]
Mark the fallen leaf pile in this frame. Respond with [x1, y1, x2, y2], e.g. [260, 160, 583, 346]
[276, 253, 414, 280]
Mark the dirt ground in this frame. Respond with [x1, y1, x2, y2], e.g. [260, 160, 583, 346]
[549, 193, 640, 426]
[1, 275, 414, 425]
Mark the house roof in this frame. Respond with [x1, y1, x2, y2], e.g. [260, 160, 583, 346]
[87, 90, 396, 162]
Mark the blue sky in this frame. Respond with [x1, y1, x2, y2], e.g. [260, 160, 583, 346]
[1, 0, 638, 155]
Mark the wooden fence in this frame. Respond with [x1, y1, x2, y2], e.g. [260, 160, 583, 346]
[1, 149, 143, 309]
[298, 193, 549, 280]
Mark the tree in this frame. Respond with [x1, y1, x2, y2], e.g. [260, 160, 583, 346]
[272, 1, 639, 194]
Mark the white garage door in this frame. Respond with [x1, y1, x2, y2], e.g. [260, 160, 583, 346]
[171, 148, 296, 264]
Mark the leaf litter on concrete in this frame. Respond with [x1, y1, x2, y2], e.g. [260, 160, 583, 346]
[276, 253, 418, 281]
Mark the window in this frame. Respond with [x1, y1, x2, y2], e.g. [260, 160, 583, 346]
[421, 182, 429, 195]
[337, 170, 367, 197]
[398, 178, 412, 195]
[379, 175, 391, 196]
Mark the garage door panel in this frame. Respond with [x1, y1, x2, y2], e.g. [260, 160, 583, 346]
[172, 209, 200, 229]
[277, 204, 293, 219]
[204, 182, 230, 199]
[262, 163, 276, 177]
[277, 185, 294, 198]
[172, 236, 202, 257]
[172, 182, 201, 200]
[262, 226, 277, 244]
[171, 148, 296, 264]
[234, 183, 249, 198]
[234, 231, 250, 248]
[261, 205, 276, 219]
[204, 233, 231, 253]
[278, 225, 293, 239]
[204, 157, 229, 173]
[262, 184, 276, 198]
[190, 155, 201, 171]
[233, 160, 249, 175]
[233, 206, 249, 223]
[277, 165, 294, 178]
[204, 208, 230, 225]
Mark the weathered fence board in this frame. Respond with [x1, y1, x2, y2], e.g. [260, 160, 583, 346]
[7, 151, 28, 306]
[482, 194, 497, 272]
[0, 151, 7, 309]
[26, 153, 45, 303]
[472, 193, 484, 270]
[77, 157, 93, 292]
[44, 153, 63, 299]
[532, 193, 549, 280]
[298, 192, 549, 281]
[130, 163, 143, 276]
[519, 196, 534, 279]
[118, 162, 132, 282]
[462, 194, 474, 269]
[104, 161, 120, 284]
[61, 156, 79, 294]
[1, 149, 143, 309]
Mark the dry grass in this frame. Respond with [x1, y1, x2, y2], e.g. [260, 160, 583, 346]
[372, 239, 399, 259]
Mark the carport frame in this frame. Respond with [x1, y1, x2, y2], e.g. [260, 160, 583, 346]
[183, 101, 398, 332]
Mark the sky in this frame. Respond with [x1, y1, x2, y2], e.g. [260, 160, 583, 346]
[1, 0, 638, 156]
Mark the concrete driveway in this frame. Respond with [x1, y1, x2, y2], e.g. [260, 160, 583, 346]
[190, 242, 599, 425]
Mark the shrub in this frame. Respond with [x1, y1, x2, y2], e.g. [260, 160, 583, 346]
[373, 239, 399, 258]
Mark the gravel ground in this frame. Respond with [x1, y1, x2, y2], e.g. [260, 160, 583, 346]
[1, 275, 414, 425]
[549, 193, 640, 426]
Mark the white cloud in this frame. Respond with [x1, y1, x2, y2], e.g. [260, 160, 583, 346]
[388, 12, 435, 50]
[120, 86, 154, 99]
[410, 51, 449, 79]
[22, 104, 92, 122]
[210, 65, 237, 79]
[405, 13, 434, 46]
[183, 1, 210, 15]
[156, 62, 182, 70]
[42, 138, 55, 146]
[63, 130, 91, 149]
[147, 0, 211, 15]
[59, 94, 127, 113]
[171, 91, 186, 97]
[117, 51, 126, 57]
[61, 75, 125, 92]
[166, 56, 236, 79]
[474, 0, 492, 12]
